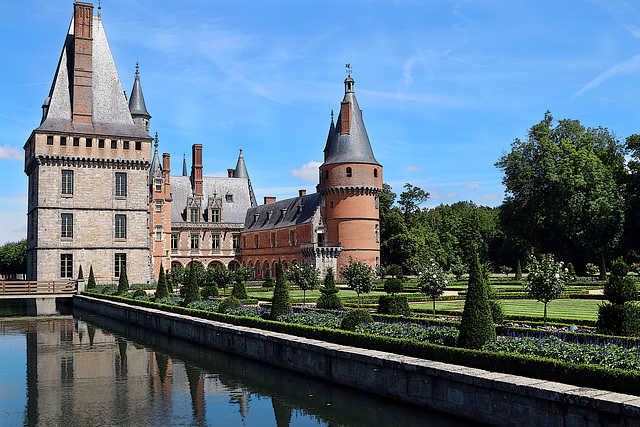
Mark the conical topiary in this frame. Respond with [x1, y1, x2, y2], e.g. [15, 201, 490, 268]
[270, 260, 291, 320]
[155, 265, 169, 300]
[77, 265, 84, 280]
[457, 252, 495, 349]
[316, 267, 342, 309]
[117, 265, 129, 295]
[180, 264, 200, 305]
[87, 265, 96, 289]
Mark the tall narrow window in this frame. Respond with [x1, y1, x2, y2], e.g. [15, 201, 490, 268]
[61, 213, 73, 238]
[212, 234, 221, 252]
[73, 137, 80, 147]
[155, 226, 163, 242]
[155, 179, 162, 193]
[289, 230, 296, 246]
[190, 233, 200, 251]
[115, 172, 127, 197]
[242, 236, 246, 249]
[374, 168, 378, 178]
[155, 200, 162, 212]
[60, 254, 73, 279]
[115, 215, 127, 240]
[232, 234, 240, 249]
[190, 208, 199, 222]
[111, 140, 117, 149]
[135, 141, 142, 151]
[346, 167, 352, 177]
[254, 234, 259, 248]
[86, 138, 92, 148]
[114, 253, 126, 277]
[123, 140, 130, 150]
[60, 136, 67, 146]
[98, 139, 105, 148]
[47, 136, 53, 145]
[61, 170, 73, 196]
[270, 232, 276, 248]
[171, 233, 179, 251]
[375, 223, 380, 243]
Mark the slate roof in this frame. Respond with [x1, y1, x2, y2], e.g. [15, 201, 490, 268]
[129, 65, 150, 118]
[171, 175, 256, 223]
[242, 193, 322, 232]
[37, 15, 150, 140]
[323, 78, 379, 166]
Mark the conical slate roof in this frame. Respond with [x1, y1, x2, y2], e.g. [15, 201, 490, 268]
[129, 63, 150, 118]
[322, 76, 379, 166]
[37, 13, 149, 140]
[233, 149, 249, 178]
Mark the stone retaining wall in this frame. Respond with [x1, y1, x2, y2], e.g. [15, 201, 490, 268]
[73, 295, 640, 426]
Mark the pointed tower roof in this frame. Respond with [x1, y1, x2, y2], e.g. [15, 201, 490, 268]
[129, 63, 151, 119]
[37, 5, 150, 140]
[322, 73, 379, 166]
[149, 133, 162, 183]
[233, 149, 249, 178]
[182, 154, 187, 176]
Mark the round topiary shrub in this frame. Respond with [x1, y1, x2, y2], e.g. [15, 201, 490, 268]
[377, 295, 411, 316]
[132, 289, 147, 298]
[218, 296, 242, 314]
[340, 309, 373, 331]
[383, 277, 404, 295]
[597, 302, 640, 336]
[201, 285, 219, 299]
[316, 293, 343, 309]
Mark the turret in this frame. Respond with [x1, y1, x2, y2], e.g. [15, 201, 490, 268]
[129, 63, 151, 134]
[317, 70, 382, 272]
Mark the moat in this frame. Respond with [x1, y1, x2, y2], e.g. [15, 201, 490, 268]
[0, 310, 473, 426]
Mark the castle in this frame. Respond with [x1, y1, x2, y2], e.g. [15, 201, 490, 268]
[24, 2, 381, 284]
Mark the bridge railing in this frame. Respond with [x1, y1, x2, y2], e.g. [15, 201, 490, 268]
[0, 281, 77, 295]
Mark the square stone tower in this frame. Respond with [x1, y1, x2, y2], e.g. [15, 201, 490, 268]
[24, 2, 153, 284]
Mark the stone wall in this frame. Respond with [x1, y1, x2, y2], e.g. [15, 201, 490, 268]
[74, 295, 640, 427]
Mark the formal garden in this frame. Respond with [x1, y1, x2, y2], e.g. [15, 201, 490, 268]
[82, 251, 640, 395]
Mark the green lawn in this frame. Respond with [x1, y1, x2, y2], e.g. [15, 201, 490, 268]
[249, 289, 389, 300]
[411, 299, 603, 321]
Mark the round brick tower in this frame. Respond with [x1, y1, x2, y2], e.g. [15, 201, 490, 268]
[317, 73, 382, 275]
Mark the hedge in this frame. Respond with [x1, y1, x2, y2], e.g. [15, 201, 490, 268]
[81, 292, 640, 394]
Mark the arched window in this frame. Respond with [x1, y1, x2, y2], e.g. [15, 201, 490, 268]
[346, 167, 352, 177]
[374, 168, 378, 178]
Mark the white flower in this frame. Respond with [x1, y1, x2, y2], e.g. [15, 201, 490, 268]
[444, 280, 448, 285]
[432, 274, 437, 279]
[555, 273, 560, 279]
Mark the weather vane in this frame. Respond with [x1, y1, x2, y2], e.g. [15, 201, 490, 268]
[345, 63, 352, 76]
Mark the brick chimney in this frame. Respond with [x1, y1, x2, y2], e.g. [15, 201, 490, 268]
[264, 196, 276, 205]
[191, 144, 203, 198]
[162, 153, 171, 187]
[299, 189, 306, 197]
[340, 100, 350, 134]
[227, 169, 235, 178]
[72, 2, 93, 123]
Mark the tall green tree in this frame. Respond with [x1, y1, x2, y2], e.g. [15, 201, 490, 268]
[117, 265, 129, 295]
[287, 264, 319, 304]
[458, 252, 495, 349]
[496, 112, 625, 269]
[0, 239, 27, 278]
[525, 253, 569, 326]
[398, 183, 429, 224]
[210, 265, 234, 295]
[417, 259, 448, 317]
[155, 265, 169, 300]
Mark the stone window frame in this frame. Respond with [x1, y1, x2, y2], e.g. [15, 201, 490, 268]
[375, 223, 380, 243]
[211, 208, 221, 223]
[111, 140, 117, 149]
[60, 136, 67, 146]
[270, 232, 276, 248]
[232, 233, 240, 250]
[115, 172, 127, 197]
[190, 233, 200, 252]
[155, 200, 163, 213]
[171, 233, 179, 251]
[115, 214, 127, 240]
[98, 139, 105, 149]
[346, 167, 352, 177]
[135, 141, 142, 151]
[47, 135, 54, 145]
[254, 234, 259, 248]
[60, 254, 73, 279]
[114, 253, 126, 278]
[155, 226, 163, 242]
[242, 235, 246, 249]
[86, 138, 93, 148]
[73, 137, 80, 147]
[61, 170, 73, 197]
[61, 213, 73, 239]
[211, 233, 221, 252]
[226, 193, 234, 203]
[190, 207, 199, 223]
[123, 140, 130, 150]
[155, 178, 163, 194]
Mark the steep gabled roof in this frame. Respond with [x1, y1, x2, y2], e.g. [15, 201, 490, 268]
[37, 14, 149, 140]
[322, 76, 379, 166]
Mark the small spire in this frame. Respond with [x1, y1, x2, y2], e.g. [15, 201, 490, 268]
[183, 153, 187, 176]
[344, 64, 355, 94]
[233, 148, 249, 178]
[154, 132, 158, 151]
[345, 63, 352, 77]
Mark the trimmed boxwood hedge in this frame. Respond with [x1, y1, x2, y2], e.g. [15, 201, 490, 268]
[81, 292, 639, 394]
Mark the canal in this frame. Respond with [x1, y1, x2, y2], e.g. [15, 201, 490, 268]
[0, 309, 476, 426]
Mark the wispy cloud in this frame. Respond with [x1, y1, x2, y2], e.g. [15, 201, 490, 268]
[0, 145, 22, 160]
[290, 161, 321, 182]
[406, 166, 422, 172]
[574, 54, 640, 97]
[402, 50, 451, 89]
[465, 183, 480, 190]
[476, 194, 503, 202]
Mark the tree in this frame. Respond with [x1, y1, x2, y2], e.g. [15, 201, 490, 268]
[270, 260, 291, 319]
[597, 258, 640, 336]
[496, 112, 624, 270]
[524, 253, 569, 326]
[169, 266, 185, 290]
[210, 265, 233, 295]
[340, 260, 374, 308]
[155, 265, 169, 300]
[117, 265, 129, 295]
[514, 260, 522, 281]
[316, 267, 342, 309]
[0, 239, 27, 278]
[180, 262, 200, 305]
[287, 264, 319, 304]
[398, 183, 429, 224]
[417, 259, 449, 317]
[458, 252, 495, 349]
[87, 265, 96, 289]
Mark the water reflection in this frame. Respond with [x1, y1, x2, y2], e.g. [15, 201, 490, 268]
[0, 313, 476, 426]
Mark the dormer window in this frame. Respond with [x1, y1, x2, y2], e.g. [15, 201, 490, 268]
[346, 167, 352, 177]
[190, 208, 199, 222]
[155, 179, 162, 193]
[267, 211, 273, 220]
[253, 213, 260, 223]
[211, 208, 221, 223]
[297, 204, 304, 214]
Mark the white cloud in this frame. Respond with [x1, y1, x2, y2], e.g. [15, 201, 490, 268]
[406, 166, 423, 172]
[0, 145, 22, 160]
[574, 54, 640, 97]
[465, 183, 480, 190]
[290, 161, 321, 181]
[476, 194, 503, 202]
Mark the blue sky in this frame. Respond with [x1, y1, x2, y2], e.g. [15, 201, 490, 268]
[2, 0, 640, 244]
